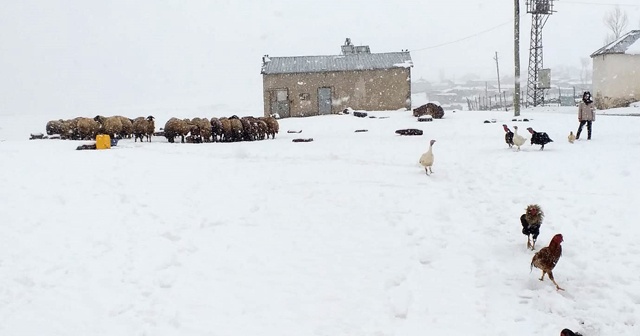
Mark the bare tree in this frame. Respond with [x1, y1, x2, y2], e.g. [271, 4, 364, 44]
[603, 6, 628, 43]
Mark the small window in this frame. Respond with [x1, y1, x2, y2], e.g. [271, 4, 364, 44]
[299, 93, 310, 100]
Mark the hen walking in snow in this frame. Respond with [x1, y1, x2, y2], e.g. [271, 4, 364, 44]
[502, 124, 514, 148]
[419, 139, 436, 175]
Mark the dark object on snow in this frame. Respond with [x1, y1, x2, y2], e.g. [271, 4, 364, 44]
[287, 130, 302, 133]
[395, 129, 423, 136]
[560, 329, 583, 336]
[353, 111, 368, 118]
[153, 131, 165, 137]
[417, 115, 433, 122]
[110, 138, 119, 147]
[512, 118, 517, 121]
[378, 116, 390, 119]
[76, 144, 97, 150]
[412, 103, 445, 119]
[527, 127, 553, 150]
[29, 133, 47, 140]
[342, 108, 350, 114]
[292, 138, 313, 142]
[368, 115, 377, 118]
[522, 118, 530, 122]
[354, 129, 368, 133]
[483, 120, 491, 124]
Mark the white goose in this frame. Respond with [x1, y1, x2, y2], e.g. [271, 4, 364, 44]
[419, 139, 436, 175]
[512, 125, 527, 151]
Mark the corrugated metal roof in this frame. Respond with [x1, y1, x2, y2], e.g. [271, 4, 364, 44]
[261, 52, 413, 75]
[590, 30, 640, 57]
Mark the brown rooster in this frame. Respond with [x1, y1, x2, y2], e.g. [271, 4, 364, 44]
[531, 233, 564, 290]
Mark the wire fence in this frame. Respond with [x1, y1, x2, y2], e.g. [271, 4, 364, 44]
[466, 86, 592, 111]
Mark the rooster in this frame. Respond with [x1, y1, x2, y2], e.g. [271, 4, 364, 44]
[531, 233, 564, 291]
[560, 329, 583, 336]
[526, 127, 553, 150]
[418, 139, 436, 175]
[502, 124, 514, 148]
[521, 204, 544, 250]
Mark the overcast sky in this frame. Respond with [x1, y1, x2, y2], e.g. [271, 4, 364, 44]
[1, 0, 639, 115]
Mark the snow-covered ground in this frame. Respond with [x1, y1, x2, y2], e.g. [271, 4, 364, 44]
[1, 106, 639, 335]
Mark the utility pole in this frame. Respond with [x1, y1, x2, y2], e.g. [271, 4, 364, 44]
[494, 51, 504, 110]
[514, 0, 521, 116]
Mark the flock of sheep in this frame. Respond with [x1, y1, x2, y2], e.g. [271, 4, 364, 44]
[163, 115, 279, 143]
[44, 115, 279, 143]
[45, 116, 155, 142]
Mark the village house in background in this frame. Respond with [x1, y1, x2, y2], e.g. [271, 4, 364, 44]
[261, 38, 413, 118]
[590, 30, 640, 109]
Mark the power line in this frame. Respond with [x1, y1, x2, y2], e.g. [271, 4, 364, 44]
[561, 1, 640, 7]
[410, 15, 525, 52]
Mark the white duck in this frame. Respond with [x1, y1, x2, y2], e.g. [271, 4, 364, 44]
[419, 139, 436, 175]
[512, 125, 527, 151]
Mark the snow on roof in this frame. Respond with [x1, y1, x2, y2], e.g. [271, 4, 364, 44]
[590, 30, 640, 57]
[261, 52, 412, 75]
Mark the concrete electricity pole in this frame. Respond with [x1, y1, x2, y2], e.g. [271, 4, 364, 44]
[494, 51, 504, 110]
[514, 0, 521, 116]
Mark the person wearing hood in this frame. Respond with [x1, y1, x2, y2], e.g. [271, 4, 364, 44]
[576, 91, 596, 140]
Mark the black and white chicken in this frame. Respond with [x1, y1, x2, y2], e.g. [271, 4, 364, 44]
[526, 127, 553, 150]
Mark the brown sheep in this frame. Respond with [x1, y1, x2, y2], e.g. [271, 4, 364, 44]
[76, 117, 101, 140]
[94, 115, 123, 139]
[219, 117, 233, 142]
[240, 117, 255, 141]
[132, 116, 155, 142]
[164, 117, 191, 143]
[191, 117, 212, 142]
[259, 116, 279, 139]
[115, 116, 133, 139]
[255, 120, 268, 140]
[210, 117, 223, 142]
[45, 120, 64, 135]
[60, 118, 81, 140]
[229, 116, 244, 142]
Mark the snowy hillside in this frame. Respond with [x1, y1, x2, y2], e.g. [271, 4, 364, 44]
[1, 107, 639, 335]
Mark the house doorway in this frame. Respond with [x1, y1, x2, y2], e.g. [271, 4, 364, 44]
[318, 87, 332, 115]
[270, 89, 290, 118]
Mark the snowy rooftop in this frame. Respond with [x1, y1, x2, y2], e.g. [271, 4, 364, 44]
[261, 52, 413, 75]
[590, 30, 640, 57]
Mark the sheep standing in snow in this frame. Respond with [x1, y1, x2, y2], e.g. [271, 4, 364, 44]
[210, 117, 223, 142]
[164, 117, 191, 143]
[46, 120, 64, 135]
[259, 116, 279, 139]
[94, 115, 123, 139]
[76, 117, 101, 140]
[132, 116, 155, 142]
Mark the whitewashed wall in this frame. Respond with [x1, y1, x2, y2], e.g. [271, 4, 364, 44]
[592, 54, 640, 109]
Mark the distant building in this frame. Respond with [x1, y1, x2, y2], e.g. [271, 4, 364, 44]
[590, 30, 640, 109]
[260, 38, 413, 118]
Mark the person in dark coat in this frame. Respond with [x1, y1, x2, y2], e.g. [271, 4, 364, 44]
[521, 204, 544, 250]
[576, 91, 596, 140]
